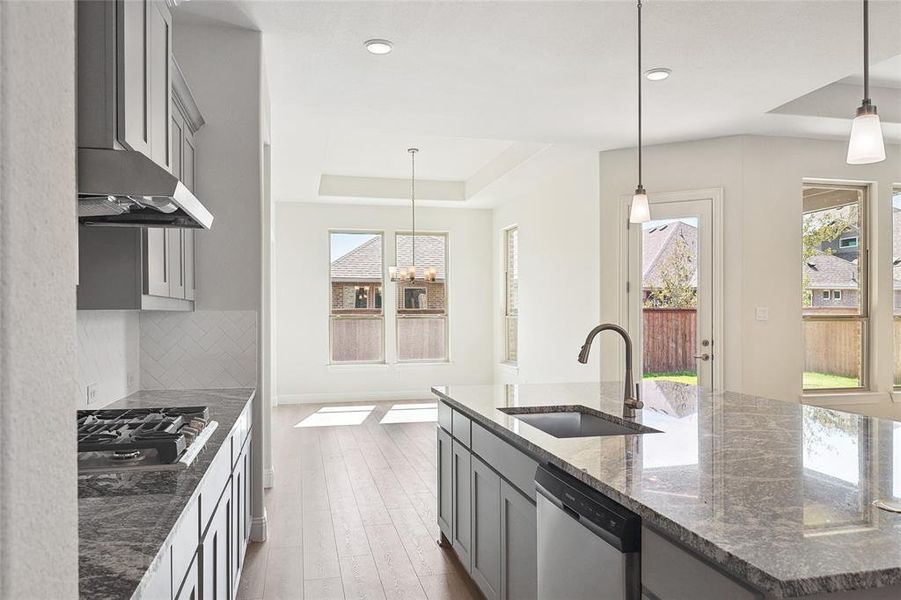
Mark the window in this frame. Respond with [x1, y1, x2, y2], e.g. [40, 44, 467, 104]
[504, 226, 519, 363]
[396, 233, 448, 361]
[894, 189, 901, 387]
[840, 237, 859, 249]
[329, 232, 384, 363]
[822, 291, 830, 300]
[802, 184, 868, 391]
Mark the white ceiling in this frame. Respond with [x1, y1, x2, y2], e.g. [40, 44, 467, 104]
[174, 0, 901, 207]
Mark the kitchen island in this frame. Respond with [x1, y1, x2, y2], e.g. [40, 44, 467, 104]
[433, 381, 901, 599]
[78, 389, 255, 600]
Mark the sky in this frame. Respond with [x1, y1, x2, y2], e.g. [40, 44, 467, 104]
[330, 233, 377, 262]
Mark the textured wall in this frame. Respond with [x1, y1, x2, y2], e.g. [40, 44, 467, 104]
[0, 1, 80, 596]
[140, 311, 257, 389]
[76, 311, 140, 408]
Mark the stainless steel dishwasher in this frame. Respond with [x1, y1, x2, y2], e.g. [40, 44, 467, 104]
[535, 464, 642, 600]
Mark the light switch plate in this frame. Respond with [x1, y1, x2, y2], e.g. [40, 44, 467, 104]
[755, 307, 769, 321]
[86, 383, 98, 405]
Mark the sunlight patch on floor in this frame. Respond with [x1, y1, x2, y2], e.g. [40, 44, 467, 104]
[295, 405, 376, 427]
[379, 402, 438, 424]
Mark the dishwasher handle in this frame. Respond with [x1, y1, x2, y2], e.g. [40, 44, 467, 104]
[536, 464, 641, 553]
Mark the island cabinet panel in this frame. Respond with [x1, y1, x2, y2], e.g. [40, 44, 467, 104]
[471, 456, 501, 600]
[641, 527, 761, 600]
[438, 401, 453, 433]
[451, 439, 473, 571]
[437, 427, 453, 540]
[499, 480, 537, 600]
[200, 484, 231, 600]
[141, 548, 172, 600]
[471, 422, 539, 501]
[452, 409, 472, 447]
[175, 555, 199, 600]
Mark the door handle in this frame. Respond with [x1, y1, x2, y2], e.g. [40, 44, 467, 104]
[694, 353, 711, 361]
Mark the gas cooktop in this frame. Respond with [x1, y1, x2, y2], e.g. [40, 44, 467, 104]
[77, 406, 218, 472]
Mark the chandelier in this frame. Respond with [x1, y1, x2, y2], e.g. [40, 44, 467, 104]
[390, 148, 437, 283]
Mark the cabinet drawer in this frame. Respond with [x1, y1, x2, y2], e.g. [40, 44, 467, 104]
[438, 401, 453, 433]
[199, 444, 231, 536]
[641, 527, 760, 600]
[471, 422, 539, 501]
[452, 409, 471, 447]
[171, 498, 200, 594]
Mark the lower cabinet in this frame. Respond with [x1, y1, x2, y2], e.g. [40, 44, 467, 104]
[437, 402, 539, 600]
[451, 439, 472, 571]
[471, 456, 501, 600]
[437, 427, 452, 540]
[500, 480, 537, 600]
[232, 434, 252, 590]
[201, 485, 231, 600]
[175, 556, 199, 600]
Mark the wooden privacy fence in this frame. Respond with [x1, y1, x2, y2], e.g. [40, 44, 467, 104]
[803, 320, 861, 378]
[643, 308, 697, 374]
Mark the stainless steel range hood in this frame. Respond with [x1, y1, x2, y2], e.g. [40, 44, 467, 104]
[77, 148, 214, 229]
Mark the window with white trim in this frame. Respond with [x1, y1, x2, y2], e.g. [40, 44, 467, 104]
[893, 188, 901, 387]
[329, 232, 384, 363]
[802, 184, 868, 391]
[504, 226, 519, 363]
[396, 233, 448, 362]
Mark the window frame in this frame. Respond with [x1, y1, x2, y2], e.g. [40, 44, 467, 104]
[840, 236, 859, 249]
[394, 231, 450, 363]
[893, 187, 901, 390]
[833, 290, 843, 301]
[328, 230, 386, 365]
[403, 286, 428, 310]
[503, 225, 519, 364]
[802, 183, 870, 394]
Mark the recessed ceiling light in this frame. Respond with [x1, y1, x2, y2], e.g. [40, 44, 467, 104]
[364, 39, 393, 55]
[645, 68, 671, 81]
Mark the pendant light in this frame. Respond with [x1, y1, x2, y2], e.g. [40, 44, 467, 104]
[846, 0, 885, 165]
[390, 149, 437, 283]
[629, 0, 651, 224]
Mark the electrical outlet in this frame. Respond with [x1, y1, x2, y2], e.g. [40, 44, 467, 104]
[755, 307, 769, 321]
[86, 383, 98, 405]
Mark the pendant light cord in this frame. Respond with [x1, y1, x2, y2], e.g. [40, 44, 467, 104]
[409, 148, 417, 273]
[637, 0, 643, 188]
[863, 0, 869, 103]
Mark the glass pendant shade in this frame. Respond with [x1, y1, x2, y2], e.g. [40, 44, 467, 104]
[846, 106, 885, 164]
[630, 189, 650, 224]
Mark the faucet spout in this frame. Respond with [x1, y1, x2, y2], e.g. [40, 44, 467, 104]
[577, 323, 643, 417]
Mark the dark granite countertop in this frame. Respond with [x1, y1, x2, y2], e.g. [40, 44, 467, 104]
[432, 381, 901, 598]
[78, 388, 255, 600]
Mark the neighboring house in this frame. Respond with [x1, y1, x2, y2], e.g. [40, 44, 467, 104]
[642, 221, 698, 304]
[330, 235, 447, 313]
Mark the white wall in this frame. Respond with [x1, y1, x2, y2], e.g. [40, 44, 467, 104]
[275, 202, 494, 402]
[0, 1, 79, 596]
[598, 135, 901, 405]
[77, 311, 140, 408]
[491, 151, 603, 384]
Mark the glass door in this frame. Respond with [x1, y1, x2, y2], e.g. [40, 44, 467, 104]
[628, 198, 715, 391]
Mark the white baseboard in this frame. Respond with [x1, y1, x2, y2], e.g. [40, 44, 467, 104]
[263, 467, 275, 489]
[250, 511, 268, 542]
[271, 394, 279, 407]
[277, 390, 437, 404]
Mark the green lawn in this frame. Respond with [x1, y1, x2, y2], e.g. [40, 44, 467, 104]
[644, 371, 699, 385]
[803, 371, 860, 389]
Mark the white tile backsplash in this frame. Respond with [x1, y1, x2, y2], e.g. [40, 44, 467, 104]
[140, 310, 257, 389]
[76, 311, 140, 408]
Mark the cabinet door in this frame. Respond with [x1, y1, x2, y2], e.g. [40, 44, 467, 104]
[451, 439, 472, 571]
[183, 126, 196, 191]
[147, 0, 172, 170]
[184, 230, 195, 300]
[142, 548, 172, 600]
[243, 439, 252, 547]
[471, 456, 501, 600]
[175, 554, 199, 600]
[201, 487, 231, 600]
[144, 228, 169, 297]
[118, 0, 150, 155]
[231, 441, 249, 587]
[500, 480, 537, 600]
[167, 228, 186, 299]
[437, 427, 452, 541]
[171, 105, 183, 180]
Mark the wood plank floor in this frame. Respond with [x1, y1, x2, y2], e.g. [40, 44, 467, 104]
[237, 401, 480, 600]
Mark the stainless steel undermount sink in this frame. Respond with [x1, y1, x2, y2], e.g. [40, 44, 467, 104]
[498, 406, 660, 439]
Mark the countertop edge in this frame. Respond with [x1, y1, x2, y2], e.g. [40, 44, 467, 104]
[430, 386, 901, 599]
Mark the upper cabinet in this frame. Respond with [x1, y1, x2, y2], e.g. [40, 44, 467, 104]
[79, 0, 172, 172]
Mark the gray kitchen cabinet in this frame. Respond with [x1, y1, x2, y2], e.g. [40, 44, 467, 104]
[500, 480, 537, 600]
[471, 456, 501, 600]
[148, 0, 172, 170]
[167, 229, 187, 299]
[232, 435, 252, 589]
[437, 427, 453, 541]
[451, 439, 472, 572]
